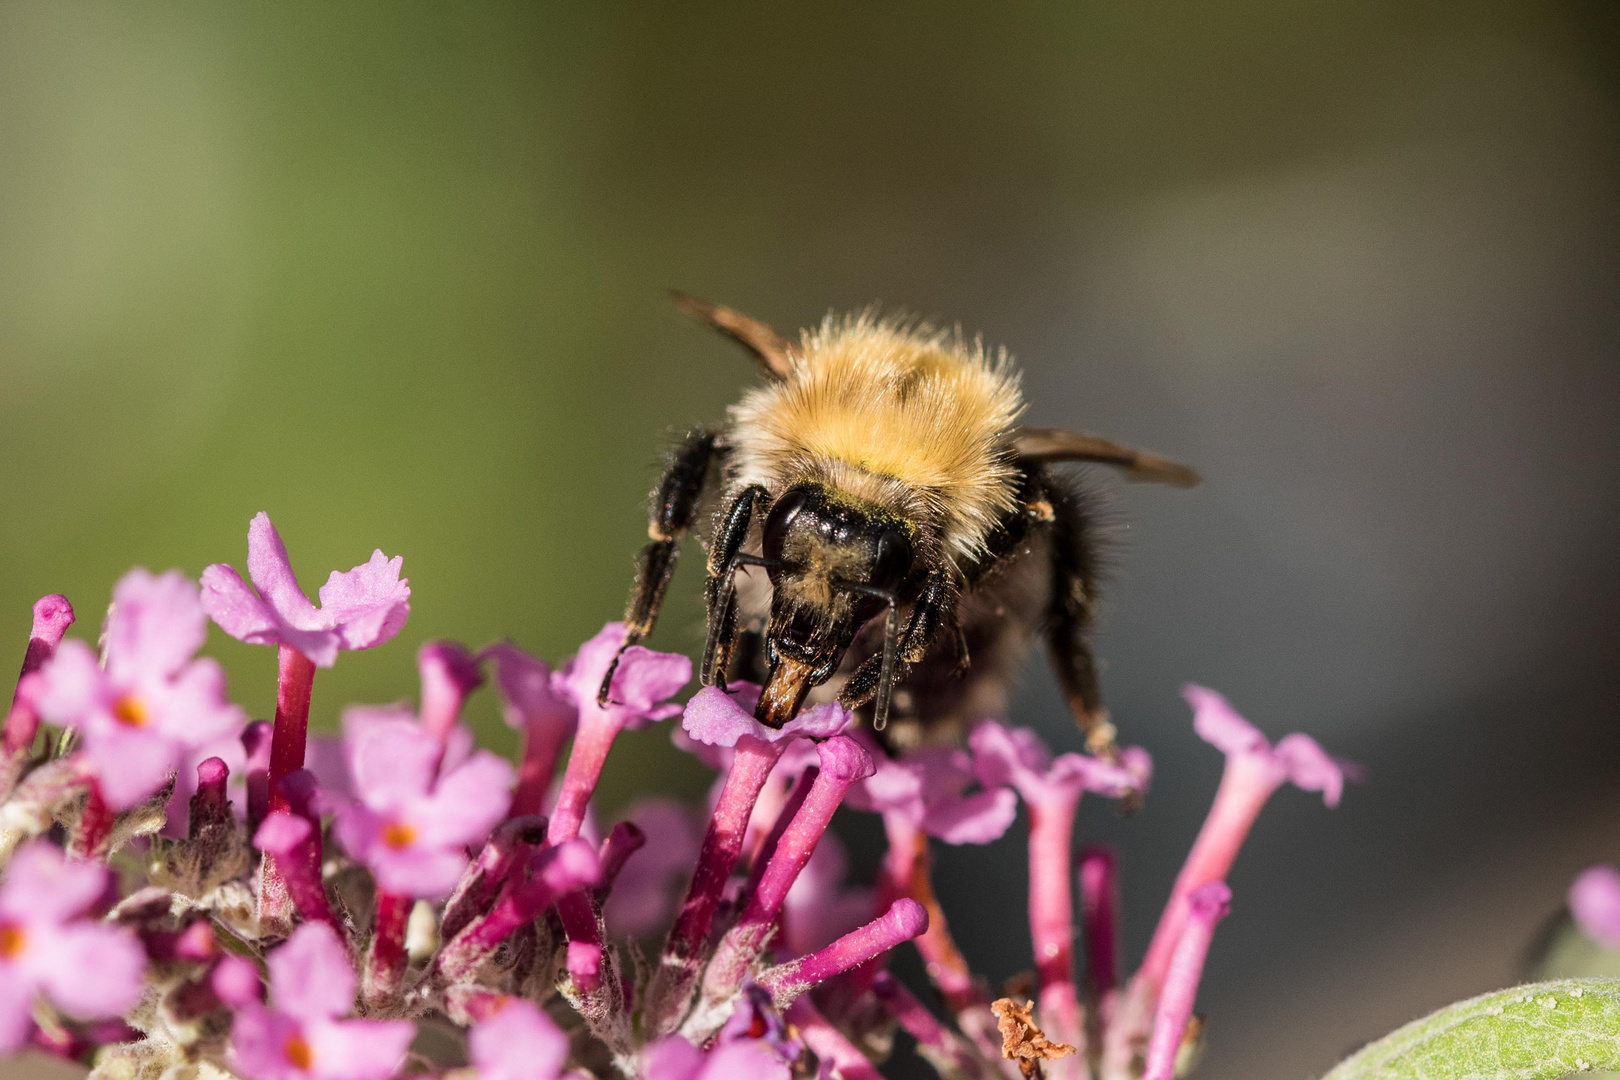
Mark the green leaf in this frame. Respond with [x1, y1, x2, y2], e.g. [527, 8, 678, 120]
[1322, 978, 1620, 1080]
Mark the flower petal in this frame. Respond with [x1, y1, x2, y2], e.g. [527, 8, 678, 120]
[0, 973, 36, 1053]
[83, 724, 182, 810]
[469, 999, 569, 1080]
[343, 714, 438, 811]
[1184, 684, 1270, 757]
[305, 1017, 416, 1080]
[483, 641, 576, 736]
[317, 550, 411, 652]
[268, 922, 356, 1022]
[104, 569, 207, 683]
[414, 751, 514, 849]
[33, 922, 145, 1019]
[245, 513, 324, 632]
[0, 841, 108, 923]
[18, 639, 107, 729]
[921, 786, 1018, 844]
[1271, 733, 1347, 807]
[1570, 865, 1620, 948]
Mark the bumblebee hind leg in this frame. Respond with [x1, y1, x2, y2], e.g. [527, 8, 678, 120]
[1039, 469, 1119, 760]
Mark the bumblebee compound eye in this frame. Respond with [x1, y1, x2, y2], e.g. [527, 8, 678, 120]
[870, 526, 913, 591]
[761, 486, 813, 566]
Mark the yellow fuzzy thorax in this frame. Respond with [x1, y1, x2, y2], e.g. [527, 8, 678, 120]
[728, 313, 1024, 567]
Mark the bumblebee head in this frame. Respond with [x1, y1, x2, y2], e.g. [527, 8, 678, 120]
[753, 482, 917, 727]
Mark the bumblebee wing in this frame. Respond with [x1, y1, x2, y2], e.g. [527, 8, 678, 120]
[669, 291, 798, 380]
[1010, 426, 1201, 487]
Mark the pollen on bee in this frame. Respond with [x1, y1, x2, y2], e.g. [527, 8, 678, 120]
[382, 821, 417, 849]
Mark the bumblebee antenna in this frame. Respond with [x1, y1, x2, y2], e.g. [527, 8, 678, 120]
[670, 291, 799, 380]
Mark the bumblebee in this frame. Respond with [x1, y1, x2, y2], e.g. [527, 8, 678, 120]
[600, 295, 1198, 752]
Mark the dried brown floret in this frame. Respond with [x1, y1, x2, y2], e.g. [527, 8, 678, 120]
[991, 998, 1076, 1080]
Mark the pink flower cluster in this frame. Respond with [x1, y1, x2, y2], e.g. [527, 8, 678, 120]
[0, 514, 1353, 1080]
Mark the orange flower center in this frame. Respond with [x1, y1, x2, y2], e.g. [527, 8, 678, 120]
[112, 694, 150, 728]
[282, 1034, 313, 1070]
[381, 821, 417, 849]
[0, 922, 26, 959]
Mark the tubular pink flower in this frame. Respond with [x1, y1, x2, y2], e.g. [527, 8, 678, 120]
[680, 684, 851, 749]
[243, 720, 273, 829]
[784, 997, 884, 1080]
[254, 812, 335, 927]
[871, 972, 991, 1080]
[2, 594, 74, 762]
[467, 998, 570, 1080]
[0, 842, 146, 1053]
[756, 898, 928, 1010]
[1078, 847, 1119, 997]
[434, 839, 600, 984]
[417, 640, 483, 746]
[1570, 865, 1620, 947]
[229, 922, 414, 1080]
[702, 737, 875, 1008]
[1136, 686, 1348, 991]
[546, 623, 690, 845]
[644, 688, 847, 1036]
[331, 710, 513, 900]
[1142, 882, 1230, 1080]
[440, 815, 549, 943]
[969, 722, 1144, 1075]
[845, 735, 1018, 846]
[482, 642, 576, 817]
[18, 570, 245, 811]
[602, 801, 701, 938]
[200, 513, 411, 669]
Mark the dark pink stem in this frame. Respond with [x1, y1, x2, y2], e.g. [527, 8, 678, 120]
[1142, 883, 1230, 1080]
[2, 594, 73, 756]
[742, 765, 818, 902]
[1078, 847, 1118, 996]
[547, 714, 623, 844]
[1137, 757, 1274, 990]
[872, 972, 992, 1080]
[241, 721, 273, 831]
[757, 898, 928, 1010]
[267, 646, 316, 817]
[644, 734, 785, 1035]
[557, 892, 605, 994]
[597, 821, 646, 897]
[704, 739, 870, 1003]
[787, 997, 885, 1080]
[512, 715, 571, 817]
[363, 892, 412, 1008]
[441, 815, 548, 941]
[435, 839, 598, 983]
[68, 780, 115, 860]
[253, 811, 334, 927]
[1027, 792, 1084, 1073]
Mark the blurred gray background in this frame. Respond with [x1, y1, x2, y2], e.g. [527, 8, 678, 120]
[1, 3, 1617, 1078]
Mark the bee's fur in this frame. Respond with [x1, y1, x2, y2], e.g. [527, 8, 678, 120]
[602, 296, 1197, 750]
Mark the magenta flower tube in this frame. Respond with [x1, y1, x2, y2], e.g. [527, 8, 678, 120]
[757, 898, 928, 1010]
[1026, 789, 1085, 1077]
[871, 972, 992, 1080]
[786, 997, 885, 1080]
[1, 595, 74, 763]
[435, 839, 599, 984]
[362, 891, 413, 1010]
[702, 737, 873, 1006]
[1141, 882, 1230, 1080]
[1078, 847, 1119, 997]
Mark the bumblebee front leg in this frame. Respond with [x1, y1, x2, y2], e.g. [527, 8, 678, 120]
[838, 566, 957, 729]
[700, 484, 770, 687]
[1041, 476, 1117, 759]
[598, 429, 721, 705]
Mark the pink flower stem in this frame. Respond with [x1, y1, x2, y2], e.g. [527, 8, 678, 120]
[704, 758, 862, 1004]
[546, 714, 623, 844]
[363, 891, 412, 1009]
[872, 971, 993, 1080]
[741, 764, 818, 902]
[786, 996, 885, 1080]
[1027, 792, 1085, 1080]
[1136, 757, 1274, 991]
[512, 715, 572, 818]
[68, 779, 115, 860]
[557, 892, 605, 994]
[440, 814, 548, 942]
[1077, 847, 1118, 997]
[1, 595, 74, 759]
[757, 898, 928, 1010]
[596, 821, 646, 898]
[644, 734, 785, 1035]
[267, 645, 316, 816]
[1141, 883, 1230, 1080]
[434, 840, 597, 984]
[261, 812, 336, 928]
[241, 720, 273, 832]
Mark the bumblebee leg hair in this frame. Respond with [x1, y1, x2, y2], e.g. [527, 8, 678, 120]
[1041, 471, 1117, 760]
[700, 484, 771, 687]
[838, 566, 957, 722]
[598, 429, 722, 706]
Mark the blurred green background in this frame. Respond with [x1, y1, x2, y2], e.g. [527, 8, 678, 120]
[2, 3, 1618, 1078]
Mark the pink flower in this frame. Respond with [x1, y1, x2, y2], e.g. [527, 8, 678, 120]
[467, 998, 569, 1080]
[1186, 685, 1346, 807]
[0, 842, 145, 1052]
[201, 513, 410, 668]
[845, 738, 1017, 845]
[1570, 865, 1620, 948]
[332, 712, 514, 899]
[603, 799, 703, 937]
[482, 642, 576, 817]
[230, 923, 414, 1080]
[19, 569, 246, 809]
[969, 721, 1148, 807]
[680, 685, 851, 749]
[553, 623, 690, 734]
[642, 1035, 791, 1080]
